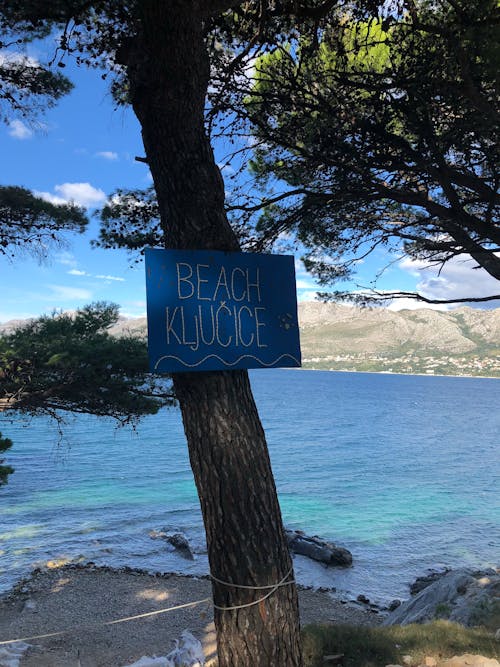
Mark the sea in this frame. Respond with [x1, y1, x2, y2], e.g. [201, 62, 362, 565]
[1, 370, 499, 605]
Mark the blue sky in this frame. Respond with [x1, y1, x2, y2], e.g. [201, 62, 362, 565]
[1, 48, 498, 322]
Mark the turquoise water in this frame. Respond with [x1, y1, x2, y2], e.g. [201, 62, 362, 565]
[1, 370, 499, 603]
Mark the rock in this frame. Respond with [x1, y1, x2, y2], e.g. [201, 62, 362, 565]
[410, 569, 451, 595]
[384, 568, 500, 627]
[22, 599, 37, 612]
[438, 654, 500, 667]
[425, 657, 437, 666]
[494, 628, 500, 641]
[357, 594, 370, 604]
[166, 533, 194, 560]
[285, 530, 352, 567]
[149, 530, 194, 560]
[389, 599, 402, 612]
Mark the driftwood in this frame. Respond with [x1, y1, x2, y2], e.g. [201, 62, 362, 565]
[285, 530, 352, 567]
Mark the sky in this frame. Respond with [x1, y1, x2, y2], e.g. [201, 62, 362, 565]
[1, 44, 498, 323]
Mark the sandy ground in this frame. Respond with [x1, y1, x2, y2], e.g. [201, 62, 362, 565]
[0, 564, 382, 666]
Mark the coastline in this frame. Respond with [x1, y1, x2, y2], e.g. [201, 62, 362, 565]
[0, 564, 382, 666]
[284, 366, 500, 380]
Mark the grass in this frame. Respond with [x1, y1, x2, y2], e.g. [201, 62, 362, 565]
[302, 620, 500, 667]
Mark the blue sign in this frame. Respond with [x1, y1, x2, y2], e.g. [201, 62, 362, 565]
[145, 248, 301, 373]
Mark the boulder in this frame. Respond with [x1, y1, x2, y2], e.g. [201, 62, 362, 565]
[384, 568, 500, 627]
[149, 530, 194, 560]
[166, 532, 195, 560]
[285, 530, 352, 567]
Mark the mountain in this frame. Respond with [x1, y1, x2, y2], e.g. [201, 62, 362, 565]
[297, 303, 500, 377]
[1, 303, 499, 377]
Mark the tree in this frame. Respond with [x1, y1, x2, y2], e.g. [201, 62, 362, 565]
[0, 19, 88, 257]
[0, 27, 72, 123]
[0, 2, 346, 663]
[226, 0, 500, 305]
[0, 185, 87, 259]
[0, 302, 174, 485]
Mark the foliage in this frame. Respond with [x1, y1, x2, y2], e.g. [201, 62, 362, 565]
[0, 302, 174, 421]
[0, 185, 88, 259]
[95, 185, 259, 258]
[0, 431, 14, 486]
[229, 0, 500, 303]
[1, 11, 86, 258]
[302, 620, 499, 667]
[0, 16, 73, 123]
[94, 186, 162, 259]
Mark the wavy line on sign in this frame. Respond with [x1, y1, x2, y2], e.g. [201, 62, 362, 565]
[154, 353, 300, 370]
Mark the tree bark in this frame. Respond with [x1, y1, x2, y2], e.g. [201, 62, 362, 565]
[126, 1, 303, 664]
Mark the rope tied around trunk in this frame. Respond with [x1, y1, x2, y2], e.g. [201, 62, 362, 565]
[211, 566, 295, 611]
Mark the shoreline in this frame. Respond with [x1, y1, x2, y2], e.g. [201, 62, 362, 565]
[0, 563, 382, 666]
[284, 367, 500, 380]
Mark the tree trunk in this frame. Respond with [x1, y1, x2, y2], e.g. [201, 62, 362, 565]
[126, 2, 303, 664]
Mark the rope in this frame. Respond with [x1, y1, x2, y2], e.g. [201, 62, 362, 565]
[211, 566, 295, 590]
[0, 597, 211, 647]
[212, 566, 295, 612]
[0, 568, 295, 646]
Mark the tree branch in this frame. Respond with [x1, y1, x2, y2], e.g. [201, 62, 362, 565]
[371, 290, 500, 305]
[226, 188, 309, 212]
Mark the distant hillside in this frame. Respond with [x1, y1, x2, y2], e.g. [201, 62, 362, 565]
[1, 303, 499, 377]
[298, 303, 500, 377]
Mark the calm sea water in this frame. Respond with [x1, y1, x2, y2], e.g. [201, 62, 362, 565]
[1, 370, 499, 604]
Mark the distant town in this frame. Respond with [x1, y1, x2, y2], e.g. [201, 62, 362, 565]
[302, 352, 499, 377]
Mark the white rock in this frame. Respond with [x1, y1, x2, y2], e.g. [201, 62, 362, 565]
[0, 642, 31, 667]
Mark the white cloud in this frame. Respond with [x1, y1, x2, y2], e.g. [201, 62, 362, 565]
[388, 297, 448, 312]
[296, 279, 319, 290]
[8, 119, 33, 140]
[396, 254, 500, 307]
[35, 190, 67, 205]
[36, 182, 106, 207]
[67, 268, 124, 282]
[95, 150, 118, 161]
[0, 50, 39, 68]
[55, 252, 78, 268]
[95, 274, 125, 282]
[47, 284, 93, 301]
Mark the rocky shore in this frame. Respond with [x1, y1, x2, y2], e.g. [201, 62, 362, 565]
[384, 567, 500, 628]
[0, 561, 498, 666]
[0, 563, 380, 667]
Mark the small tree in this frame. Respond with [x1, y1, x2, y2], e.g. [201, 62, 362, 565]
[0, 302, 173, 418]
[0, 302, 174, 485]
